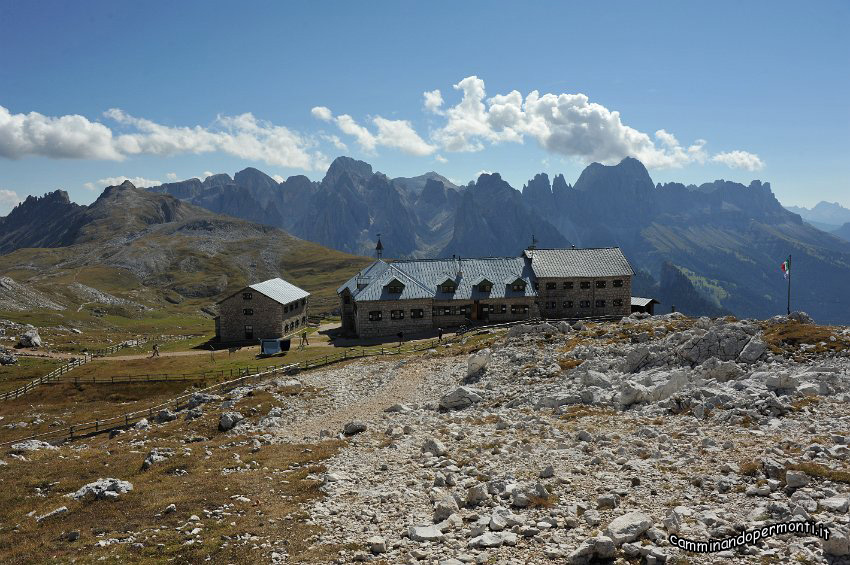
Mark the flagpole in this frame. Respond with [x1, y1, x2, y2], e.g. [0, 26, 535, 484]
[787, 254, 791, 315]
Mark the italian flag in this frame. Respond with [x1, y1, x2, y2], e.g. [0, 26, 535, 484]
[781, 256, 790, 279]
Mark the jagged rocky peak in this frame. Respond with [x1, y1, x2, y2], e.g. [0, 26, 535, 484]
[552, 173, 571, 194]
[323, 156, 374, 185]
[202, 173, 234, 187]
[573, 156, 655, 195]
[523, 172, 551, 196]
[234, 167, 280, 190]
[418, 178, 448, 206]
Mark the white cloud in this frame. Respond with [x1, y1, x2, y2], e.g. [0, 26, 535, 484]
[711, 150, 765, 171]
[426, 76, 764, 170]
[423, 89, 444, 114]
[311, 106, 333, 122]
[312, 108, 436, 156]
[373, 117, 437, 156]
[435, 154, 448, 163]
[83, 175, 162, 191]
[0, 105, 123, 160]
[0, 104, 327, 171]
[166, 172, 178, 181]
[0, 188, 22, 214]
[321, 134, 348, 151]
[272, 174, 285, 183]
[201, 171, 215, 180]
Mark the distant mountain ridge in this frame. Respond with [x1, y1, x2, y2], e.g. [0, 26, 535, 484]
[6, 157, 850, 323]
[786, 201, 850, 232]
[0, 181, 369, 312]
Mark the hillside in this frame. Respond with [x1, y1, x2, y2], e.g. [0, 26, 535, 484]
[141, 157, 850, 322]
[0, 181, 371, 317]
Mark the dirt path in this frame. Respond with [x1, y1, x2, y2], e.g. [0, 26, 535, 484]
[275, 356, 444, 442]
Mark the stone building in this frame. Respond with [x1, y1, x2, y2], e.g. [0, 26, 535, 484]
[215, 277, 309, 343]
[338, 247, 633, 338]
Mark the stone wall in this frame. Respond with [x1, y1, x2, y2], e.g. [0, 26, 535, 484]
[353, 298, 433, 339]
[536, 275, 631, 319]
[218, 288, 309, 343]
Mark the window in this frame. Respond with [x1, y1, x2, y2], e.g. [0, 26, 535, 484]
[579, 300, 591, 308]
[511, 281, 526, 291]
[486, 304, 495, 313]
[387, 282, 404, 293]
[478, 283, 492, 292]
[580, 281, 591, 290]
[458, 305, 471, 315]
[243, 308, 253, 316]
[613, 280, 624, 288]
[284, 304, 289, 313]
[563, 281, 574, 290]
[596, 280, 606, 289]
[545, 282, 556, 290]
[284, 323, 289, 332]
[595, 299, 606, 308]
[563, 300, 574, 308]
[243, 292, 253, 300]
[510, 304, 530, 314]
[545, 301, 556, 309]
[432, 307, 442, 317]
[301, 298, 307, 305]
[368, 311, 382, 321]
[294, 319, 299, 328]
[411, 309, 424, 319]
[391, 309, 404, 320]
[444, 307, 453, 315]
[534, 282, 539, 290]
[500, 304, 507, 314]
[439, 283, 456, 293]
[613, 299, 623, 307]
[244, 325, 253, 339]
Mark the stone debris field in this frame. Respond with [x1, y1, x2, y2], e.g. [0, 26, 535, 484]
[3, 311, 850, 564]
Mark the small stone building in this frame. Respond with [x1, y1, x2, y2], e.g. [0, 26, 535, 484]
[215, 278, 309, 343]
[338, 247, 633, 339]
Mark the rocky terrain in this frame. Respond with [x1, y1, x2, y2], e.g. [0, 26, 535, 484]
[2, 313, 849, 564]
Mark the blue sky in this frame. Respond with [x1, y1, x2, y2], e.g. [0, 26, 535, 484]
[1, 0, 848, 213]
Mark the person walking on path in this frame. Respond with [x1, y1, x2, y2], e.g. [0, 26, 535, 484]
[438, 327, 443, 342]
[150, 343, 160, 358]
[299, 330, 309, 350]
[397, 331, 404, 347]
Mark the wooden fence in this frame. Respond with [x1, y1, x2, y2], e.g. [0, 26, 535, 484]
[0, 314, 624, 442]
[1, 355, 92, 401]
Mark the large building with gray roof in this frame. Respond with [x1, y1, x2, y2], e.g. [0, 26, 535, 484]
[216, 277, 310, 343]
[338, 247, 633, 338]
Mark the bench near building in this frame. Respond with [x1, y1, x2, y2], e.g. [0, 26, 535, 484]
[216, 277, 309, 343]
[338, 247, 634, 339]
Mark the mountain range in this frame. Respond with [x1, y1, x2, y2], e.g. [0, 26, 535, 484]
[3, 156, 850, 323]
[0, 181, 370, 313]
[786, 201, 850, 239]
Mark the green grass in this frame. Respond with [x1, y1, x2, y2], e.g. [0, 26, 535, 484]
[0, 357, 64, 394]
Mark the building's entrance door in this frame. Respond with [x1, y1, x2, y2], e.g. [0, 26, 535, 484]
[476, 302, 489, 321]
[472, 300, 479, 320]
[244, 325, 254, 340]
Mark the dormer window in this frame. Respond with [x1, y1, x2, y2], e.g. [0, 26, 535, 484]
[476, 278, 493, 293]
[386, 279, 405, 294]
[510, 279, 526, 292]
[439, 279, 456, 293]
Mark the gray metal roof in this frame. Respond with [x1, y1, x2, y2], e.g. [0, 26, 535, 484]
[524, 247, 634, 278]
[631, 296, 659, 307]
[337, 260, 390, 294]
[249, 277, 310, 305]
[347, 256, 537, 303]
